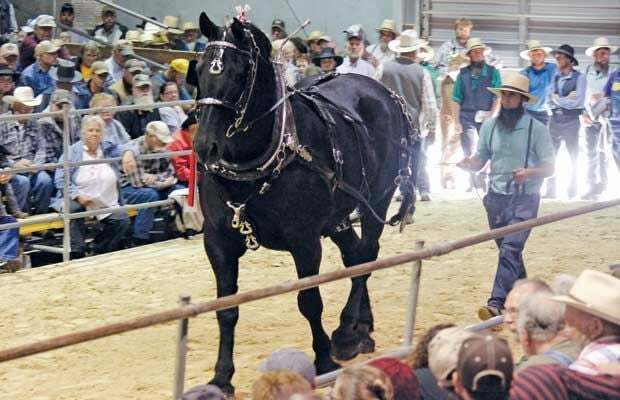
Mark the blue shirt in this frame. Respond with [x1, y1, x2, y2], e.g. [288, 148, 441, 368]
[18, 62, 55, 97]
[477, 114, 555, 195]
[547, 69, 586, 110]
[521, 63, 556, 112]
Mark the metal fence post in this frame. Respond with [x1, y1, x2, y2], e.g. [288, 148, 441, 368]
[61, 104, 72, 263]
[173, 295, 191, 400]
[402, 240, 424, 347]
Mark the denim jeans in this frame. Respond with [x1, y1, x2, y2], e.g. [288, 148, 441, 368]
[584, 121, 608, 187]
[121, 184, 184, 240]
[9, 171, 54, 214]
[0, 215, 19, 260]
[483, 191, 541, 308]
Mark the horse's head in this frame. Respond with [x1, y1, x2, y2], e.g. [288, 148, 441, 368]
[194, 12, 274, 167]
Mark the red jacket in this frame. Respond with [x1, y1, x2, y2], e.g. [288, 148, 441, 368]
[167, 129, 193, 183]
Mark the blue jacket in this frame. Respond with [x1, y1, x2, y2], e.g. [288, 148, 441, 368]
[521, 63, 556, 112]
[51, 140, 122, 211]
[18, 62, 54, 97]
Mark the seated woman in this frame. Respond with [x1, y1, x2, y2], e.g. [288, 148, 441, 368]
[52, 115, 129, 259]
[90, 93, 131, 146]
[158, 81, 187, 135]
[74, 41, 101, 83]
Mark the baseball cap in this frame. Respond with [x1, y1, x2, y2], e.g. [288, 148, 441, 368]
[146, 121, 173, 144]
[34, 40, 60, 56]
[0, 43, 19, 58]
[101, 5, 116, 16]
[260, 348, 316, 387]
[170, 58, 189, 75]
[114, 40, 135, 57]
[91, 61, 109, 75]
[125, 59, 146, 74]
[132, 73, 151, 87]
[428, 327, 476, 387]
[343, 24, 365, 41]
[35, 14, 57, 28]
[272, 19, 286, 30]
[368, 357, 420, 400]
[50, 89, 73, 105]
[457, 334, 513, 393]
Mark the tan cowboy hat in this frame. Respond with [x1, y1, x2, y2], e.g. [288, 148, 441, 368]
[376, 19, 399, 36]
[3, 86, 43, 107]
[418, 44, 435, 62]
[162, 16, 183, 35]
[586, 37, 619, 57]
[182, 22, 199, 32]
[553, 269, 620, 326]
[464, 37, 487, 54]
[125, 30, 143, 44]
[388, 29, 428, 53]
[519, 39, 552, 61]
[306, 30, 324, 43]
[487, 73, 538, 104]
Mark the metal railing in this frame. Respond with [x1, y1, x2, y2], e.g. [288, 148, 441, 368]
[0, 99, 196, 262]
[0, 199, 618, 399]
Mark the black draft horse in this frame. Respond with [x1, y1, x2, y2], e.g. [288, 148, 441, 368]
[193, 13, 419, 394]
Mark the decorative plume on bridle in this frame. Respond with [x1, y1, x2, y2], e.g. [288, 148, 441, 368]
[234, 4, 251, 23]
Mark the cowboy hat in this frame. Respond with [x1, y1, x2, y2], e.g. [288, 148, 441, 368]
[311, 47, 343, 67]
[464, 37, 487, 55]
[182, 22, 199, 32]
[487, 73, 538, 104]
[519, 39, 552, 61]
[306, 30, 324, 43]
[551, 44, 578, 66]
[376, 19, 399, 36]
[3, 86, 43, 107]
[388, 29, 427, 54]
[50, 59, 82, 83]
[585, 37, 618, 57]
[162, 16, 183, 35]
[418, 44, 435, 63]
[553, 269, 620, 325]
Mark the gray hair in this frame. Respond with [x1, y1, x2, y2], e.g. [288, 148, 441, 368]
[551, 274, 577, 295]
[81, 114, 105, 132]
[517, 293, 566, 343]
[513, 278, 552, 294]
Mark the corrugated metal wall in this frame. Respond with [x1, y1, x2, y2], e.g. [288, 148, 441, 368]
[422, 0, 620, 68]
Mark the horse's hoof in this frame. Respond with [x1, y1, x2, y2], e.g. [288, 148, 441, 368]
[207, 379, 235, 397]
[358, 336, 376, 354]
[330, 328, 361, 361]
[315, 357, 342, 375]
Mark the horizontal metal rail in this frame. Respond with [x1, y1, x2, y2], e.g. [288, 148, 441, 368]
[72, 100, 196, 116]
[93, 0, 170, 29]
[314, 315, 505, 387]
[422, 10, 620, 22]
[0, 199, 617, 363]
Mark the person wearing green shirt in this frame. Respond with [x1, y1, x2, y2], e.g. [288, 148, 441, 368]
[457, 74, 555, 319]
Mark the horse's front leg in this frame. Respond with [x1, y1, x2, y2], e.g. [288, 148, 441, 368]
[204, 228, 246, 395]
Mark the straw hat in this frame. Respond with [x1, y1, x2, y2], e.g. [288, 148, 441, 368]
[553, 269, 620, 326]
[151, 30, 170, 46]
[182, 22, 199, 32]
[519, 39, 552, 60]
[387, 29, 427, 53]
[306, 30, 324, 43]
[464, 37, 487, 54]
[3, 86, 43, 107]
[376, 19, 399, 36]
[585, 37, 618, 57]
[125, 30, 143, 44]
[163, 16, 183, 35]
[487, 73, 537, 103]
[418, 44, 435, 62]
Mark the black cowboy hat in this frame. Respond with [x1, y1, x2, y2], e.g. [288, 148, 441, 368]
[50, 59, 82, 83]
[312, 47, 343, 67]
[551, 44, 578, 66]
[0, 63, 17, 81]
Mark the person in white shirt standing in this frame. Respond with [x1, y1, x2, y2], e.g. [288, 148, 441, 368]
[366, 19, 398, 64]
[337, 25, 376, 79]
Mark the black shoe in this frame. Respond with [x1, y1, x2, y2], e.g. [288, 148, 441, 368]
[131, 237, 151, 247]
[478, 305, 504, 321]
[70, 252, 86, 260]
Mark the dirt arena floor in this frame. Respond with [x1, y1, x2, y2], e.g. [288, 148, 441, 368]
[1, 196, 618, 399]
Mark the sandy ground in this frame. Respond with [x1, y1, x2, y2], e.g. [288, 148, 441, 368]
[0, 197, 618, 400]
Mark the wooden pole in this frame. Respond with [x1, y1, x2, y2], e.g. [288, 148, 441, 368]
[0, 199, 618, 363]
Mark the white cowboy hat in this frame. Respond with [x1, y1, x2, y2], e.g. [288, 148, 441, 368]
[519, 39, 552, 60]
[418, 44, 435, 63]
[487, 73, 538, 104]
[552, 269, 620, 326]
[585, 37, 619, 57]
[388, 29, 427, 53]
[3, 86, 43, 107]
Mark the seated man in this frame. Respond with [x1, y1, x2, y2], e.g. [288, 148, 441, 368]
[152, 59, 192, 100]
[553, 269, 620, 375]
[158, 81, 187, 134]
[73, 61, 109, 109]
[39, 89, 82, 164]
[114, 74, 161, 139]
[516, 292, 581, 371]
[18, 40, 59, 97]
[107, 58, 146, 105]
[104, 40, 134, 83]
[0, 63, 16, 114]
[121, 121, 181, 245]
[0, 86, 53, 214]
[0, 43, 20, 73]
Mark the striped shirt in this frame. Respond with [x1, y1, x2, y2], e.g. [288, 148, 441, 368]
[510, 363, 620, 400]
[570, 336, 620, 375]
[120, 136, 177, 189]
[0, 113, 45, 165]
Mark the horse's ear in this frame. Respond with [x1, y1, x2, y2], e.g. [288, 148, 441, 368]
[230, 17, 245, 42]
[199, 12, 220, 41]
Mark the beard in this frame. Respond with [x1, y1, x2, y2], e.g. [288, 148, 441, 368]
[134, 93, 154, 110]
[497, 105, 525, 132]
[594, 61, 609, 73]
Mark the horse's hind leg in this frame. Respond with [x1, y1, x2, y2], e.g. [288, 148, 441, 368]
[290, 235, 341, 374]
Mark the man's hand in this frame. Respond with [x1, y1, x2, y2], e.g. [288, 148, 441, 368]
[0, 172, 11, 184]
[13, 159, 33, 169]
[142, 173, 156, 186]
[513, 168, 530, 184]
[76, 194, 93, 206]
[122, 152, 137, 173]
[581, 114, 593, 126]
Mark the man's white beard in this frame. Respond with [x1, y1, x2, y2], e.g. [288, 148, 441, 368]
[134, 93, 154, 109]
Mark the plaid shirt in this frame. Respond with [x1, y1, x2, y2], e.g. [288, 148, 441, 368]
[0, 112, 45, 165]
[120, 136, 177, 189]
[570, 336, 620, 375]
[38, 115, 82, 164]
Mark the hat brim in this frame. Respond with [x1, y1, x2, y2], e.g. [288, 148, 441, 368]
[388, 38, 428, 54]
[585, 45, 619, 57]
[553, 294, 620, 326]
[487, 87, 538, 104]
[376, 28, 399, 36]
[3, 95, 43, 107]
[466, 44, 487, 54]
[519, 46, 552, 61]
[50, 69, 82, 83]
[312, 55, 343, 67]
[550, 49, 578, 66]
